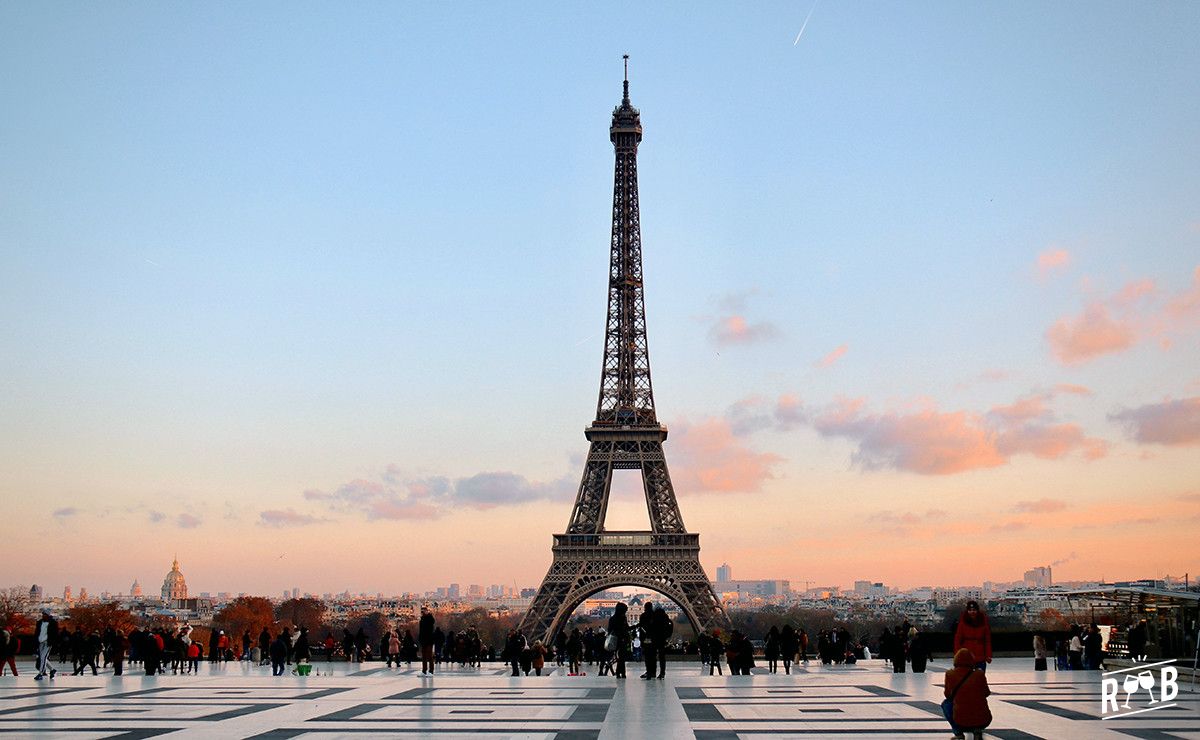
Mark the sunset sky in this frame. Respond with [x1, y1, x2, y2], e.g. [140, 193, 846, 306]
[2, 2, 1198, 597]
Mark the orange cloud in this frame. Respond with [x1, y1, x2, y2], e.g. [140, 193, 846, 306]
[1046, 302, 1137, 364]
[811, 393, 1106, 475]
[816, 344, 848, 368]
[668, 417, 783, 493]
[1036, 248, 1071, 277]
[1111, 397, 1200, 447]
[1166, 266, 1200, 323]
[1054, 383, 1093, 396]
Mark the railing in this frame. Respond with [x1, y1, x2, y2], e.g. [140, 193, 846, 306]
[553, 531, 699, 549]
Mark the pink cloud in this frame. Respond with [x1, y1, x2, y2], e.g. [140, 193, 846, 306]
[259, 509, 324, 528]
[989, 520, 1029, 533]
[708, 315, 780, 346]
[1046, 302, 1137, 364]
[1111, 397, 1200, 447]
[1054, 383, 1093, 396]
[812, 401, 1004, 475]
[1013, 498, 1068, 513]
[669, 417, 783, 493]
[1166, 266, 1200, 322]
[816, 344, 848, 368]
[177, 513, 202, 529]
[811, 394, 1106, 475]
[989, 395, 1050, 423]
[725, 394, 806, 435]
[1037, 248, 1071, 277]
[1115, 278, 1158, 306]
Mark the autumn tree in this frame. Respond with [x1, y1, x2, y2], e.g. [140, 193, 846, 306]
[66, 602, 139, 634]
[0, 586, 33, 634]
[213, 596, 275, 638]
[275, 597, 327, 634]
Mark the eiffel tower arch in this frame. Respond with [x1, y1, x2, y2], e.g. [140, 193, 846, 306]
[520, 59, 730, 644]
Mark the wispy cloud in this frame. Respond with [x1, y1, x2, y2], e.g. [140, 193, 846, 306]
[1110, 397, 1200, 447]
[1013, 498, 1068, 513]
[726, 394, 807, 436]
[1046, 269, 1200, 365]
[53, 507, 78, 521]
[305, 465, 576, 522]
[259, 509, 324, 528]
[816, 344, 848, 368]
[177, 513, 202, 529]
[705, 290, 780, 347]
[1036, 248, 1071, 277]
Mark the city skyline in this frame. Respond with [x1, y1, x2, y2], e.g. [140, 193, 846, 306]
[2, 3, 1198, 595]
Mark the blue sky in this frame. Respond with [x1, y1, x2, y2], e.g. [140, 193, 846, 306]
[2, 2, 1197, 595]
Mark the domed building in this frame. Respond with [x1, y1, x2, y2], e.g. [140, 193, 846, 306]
[161, 558, 188, 603]
[130, 579, 143, 598]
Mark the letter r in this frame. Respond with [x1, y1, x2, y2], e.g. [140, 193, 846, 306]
[1161, 667, 1178, 702]
[1102, 678, 1120, 714]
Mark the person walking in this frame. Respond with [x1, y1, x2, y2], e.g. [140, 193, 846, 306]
[531, 640, 547, 676]
[567, 627, 583, 675]
[891, 626, 907, 673]
[1032, 634, 1048, 671]
[1083, 623, 1103, 670]
[1067, 625, 1083, 670]
[294, 627, 311, 667]
[387, 631, 401, 668]
[418, 606, 437, 675]
[258, 627, 271, 665]
[780, 625, 798, 675]
[607, 602, 629, 679]
[652, 603, 672, 679]
[1, 628, 19, 676]
[555, 629, 568, 668]
[764, 626, 781, 674]
[944, 648, 992, 740]
[953, 601, 993, 671]
[34, 610, 59, 680]
[186, 640, 201, 674]
[269, 634, 287, 676]
[504, 629, 525, 677]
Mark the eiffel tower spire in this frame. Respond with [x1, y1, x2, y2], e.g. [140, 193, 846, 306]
[520, 60, 729, 645]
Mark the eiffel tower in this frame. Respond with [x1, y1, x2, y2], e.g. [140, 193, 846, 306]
[520, 58, 730, 644]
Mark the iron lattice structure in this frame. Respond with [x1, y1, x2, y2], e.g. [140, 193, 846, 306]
[520, 62, 730, 644]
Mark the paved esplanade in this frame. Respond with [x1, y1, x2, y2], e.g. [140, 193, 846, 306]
[2, 658, 1197, 738]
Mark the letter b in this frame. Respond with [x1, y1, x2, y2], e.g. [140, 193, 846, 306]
[1161, 667, 1178, 702]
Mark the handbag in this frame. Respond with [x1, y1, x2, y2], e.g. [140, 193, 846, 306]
[603, 633, 617, 652]
[940, 668, 975, 724]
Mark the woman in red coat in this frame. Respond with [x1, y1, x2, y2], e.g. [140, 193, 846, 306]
[953, 600, 992, 670]
[945, 647, 992, 739]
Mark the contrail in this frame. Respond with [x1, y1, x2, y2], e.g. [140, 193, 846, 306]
[793, 1, 818, 45]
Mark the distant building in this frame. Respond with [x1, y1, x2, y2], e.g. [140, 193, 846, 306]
[292, 587, 300, 600]
[63, 586, 72, 602]
[1023, 566, 1052, 588]
[448, 583, 461, 598]
[29, 585, 43, 602]
[161, 558, 188, 603]
[468, 584, 483, 597]
[716, 563, 732, 583]
[78, 587, 89, 602]
[520, 587, 537, 598]
[130, 579, 143, 598]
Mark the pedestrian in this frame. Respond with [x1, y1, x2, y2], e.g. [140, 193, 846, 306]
[943, 648, 992, 740]
[1083, 623, 1103, 670]
[259, 627, 271, 666]
[1067, 625, 1083, 670]
[567, 627, 583, 674]
[1, 628, 19, 676]
[764, 626, 780, 674]
[269, 634, 287, 676]
[187, 640, 201, 674]
[112, 631, 130, 676]
[908, 627, 929, 673]
[504, 629, 525, 677]
[1032, 634, 1047, 671]
[387, 631, 401, 668]
[531, 639, 547, 676]
[555, 629, 567, 667]
[638, 602, 657, 679]
[34, 610, 59, 680]
[780, 625, 797, 675]
[652, 603, 672, 679]
[607, 602, 629, 679]
[294, 627, 311, 666]
[891, 626, 907, 673]
[324, 632, 336, 663]
[707, 629, 724, 675]
[1127, 619, 1147, 661]
[952, 601, 992, 671]
[418, 606, 437, 675]
[341, 629, 354, 662]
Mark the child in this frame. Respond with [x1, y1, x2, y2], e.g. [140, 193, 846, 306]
[944, 648, 991, 740]
[187, 642, 201, 674]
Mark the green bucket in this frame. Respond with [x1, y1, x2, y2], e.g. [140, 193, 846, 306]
[296, 664, 312, 676]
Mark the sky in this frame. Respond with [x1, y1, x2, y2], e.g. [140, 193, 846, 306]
[1, 2, 1198, 597]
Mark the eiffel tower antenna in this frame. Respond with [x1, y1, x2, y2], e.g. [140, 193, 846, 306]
[519, 61, 729, 644]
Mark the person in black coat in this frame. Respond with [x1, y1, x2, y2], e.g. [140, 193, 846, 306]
[607, 602, 629, 678]
[638, 603, 657, 679]
[294, 627, 311, 664]
[908, 628, 930, 673]
[652, 605, 673, 678]
[418, 607, 436, 675]
[269, 635, 287, 676]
